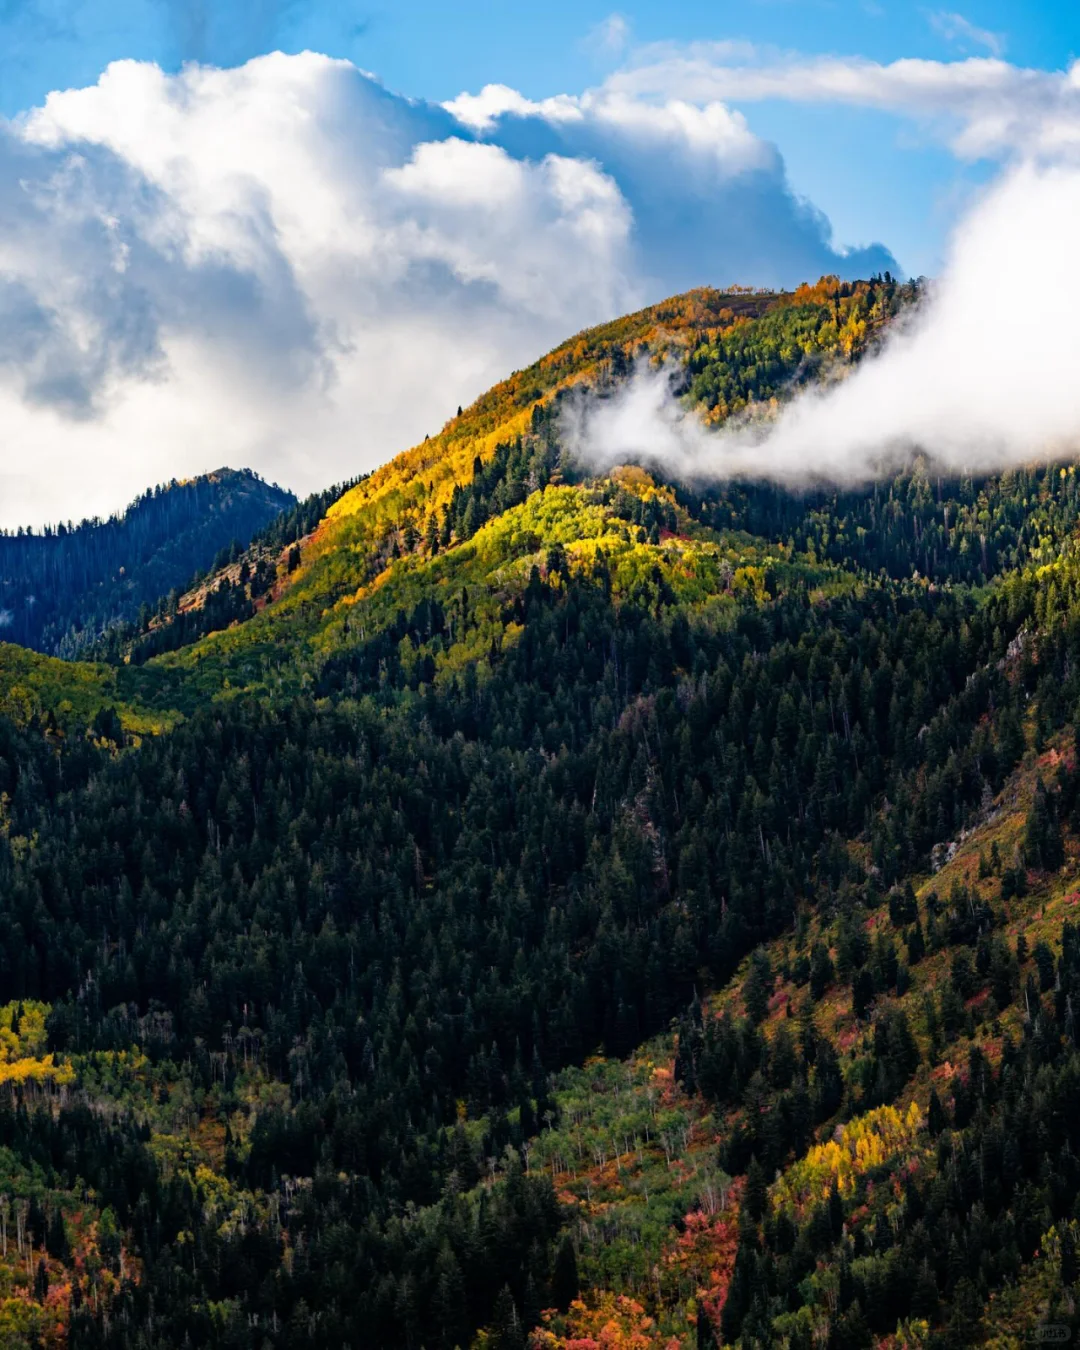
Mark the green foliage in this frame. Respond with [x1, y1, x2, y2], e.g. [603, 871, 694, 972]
[0, 642, 176, 736]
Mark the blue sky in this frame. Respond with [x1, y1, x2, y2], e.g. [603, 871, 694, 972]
[0, 0, 1074, 275]
[3, 1, 1075, 101]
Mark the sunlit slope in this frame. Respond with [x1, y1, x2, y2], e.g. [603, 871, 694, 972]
[295, 288, 784, 603]
[0, 643, 177, 735]
[127, 278, 907, 698]
[324, 289, 778, 524]
[316, 277, 888, 554]
[0, 276, 909, 724]
[141, 474, 839, 712]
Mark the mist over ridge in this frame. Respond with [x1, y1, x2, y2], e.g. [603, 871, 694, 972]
[564, 162, 1080, 490]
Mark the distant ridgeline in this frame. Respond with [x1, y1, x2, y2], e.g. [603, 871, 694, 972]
[0, 469, 295, 656]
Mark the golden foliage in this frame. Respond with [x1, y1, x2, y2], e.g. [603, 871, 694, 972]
[530, 1292, 680, 1350]
[0, 1002, 74, 1090]
[772, 1101, 923, 1215]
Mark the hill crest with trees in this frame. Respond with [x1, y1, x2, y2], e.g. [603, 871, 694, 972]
[0, 467, 295, 659]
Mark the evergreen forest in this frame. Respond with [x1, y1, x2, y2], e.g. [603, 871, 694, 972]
[0, 277, 1077, 1348]
[0, 469, 294, 658]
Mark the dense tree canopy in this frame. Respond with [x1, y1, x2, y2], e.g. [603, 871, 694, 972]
[0, 278, 1078, 1348]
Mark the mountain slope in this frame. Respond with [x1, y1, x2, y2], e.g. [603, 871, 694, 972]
[6, 275, 1080, 1349]
[0, 467, 295, 657]
[101, 276, 913, 712]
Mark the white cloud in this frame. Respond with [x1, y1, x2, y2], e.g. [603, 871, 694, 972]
[0, 51, 896, 527]
[425, 84, 585, 135]
[383, 138, 634, 320]
[604, 45, 1080, 162]
[567, 159, 1080, 491]
[928, 11, 1005, 58]
[444, 81, 769, 171]
[443, 81, 894, 299]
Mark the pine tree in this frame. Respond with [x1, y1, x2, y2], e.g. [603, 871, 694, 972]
[551, 1235, 579, 1313]
[743, 1156, 768, 1223]
[45, 1208, 69, 1263]
[927, 1087, 947, 1137]
[1025, 777, 1064, 871]
[743, 950, 773, 1024]
[1034, 939, 1057, 992]
[434, 1245, 468, 1350]
[1062, 1226, 1077, 1286]
[490, 1285, 525, 1350]
[809, 941, 834, 1000]
[33, 1257, 48, 1303]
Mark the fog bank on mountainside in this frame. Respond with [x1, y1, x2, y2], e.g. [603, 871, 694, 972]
[567, 164, 1080, 488]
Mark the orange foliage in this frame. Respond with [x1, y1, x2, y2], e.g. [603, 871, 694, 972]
[530, 1293, 680, 1350]
[650, 1063, 679, 1108]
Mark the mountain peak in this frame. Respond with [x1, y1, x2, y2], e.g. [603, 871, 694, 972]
[0, 467, 295, 657]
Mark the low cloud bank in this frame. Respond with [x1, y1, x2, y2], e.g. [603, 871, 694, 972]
[564, 162, 1080, 487]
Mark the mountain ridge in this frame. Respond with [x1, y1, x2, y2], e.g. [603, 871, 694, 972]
[83, 275, 912, 713]
[0, 466, 295, 659]
[3, 274, 1078, 1350]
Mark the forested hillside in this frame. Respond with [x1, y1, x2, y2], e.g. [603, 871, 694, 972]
[3, 275, 1080, 1349]
[0, 469, 294, 657]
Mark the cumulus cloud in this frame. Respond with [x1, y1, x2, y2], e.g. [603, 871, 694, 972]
[0, 50, 896, 527]
[565, 160, 1080, 488]
[443, 78, 896, 298]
